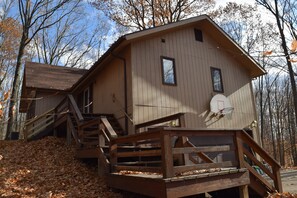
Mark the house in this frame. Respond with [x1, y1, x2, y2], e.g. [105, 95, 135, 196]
[20, 15, 281, 198]
[22, 15, 264, 137]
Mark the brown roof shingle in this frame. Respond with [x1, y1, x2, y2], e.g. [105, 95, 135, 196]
[25, 62, 87, 91]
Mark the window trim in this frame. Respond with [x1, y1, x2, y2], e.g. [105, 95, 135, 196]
[194, 28, 203, 42]
[161, 56, 177, 86]
[210, 67, 224, 93]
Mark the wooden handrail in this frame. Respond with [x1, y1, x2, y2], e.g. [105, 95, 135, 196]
[25, 108, 55, 127]
[24, 108, 55, 140]
[55, 96, 68, 112]
[100, 117, 118, 139]
[68, 94, 84, 122]
[240, 131, 281, 168]
[110, 130, 161, 144]
[236, 130, 282, 193]
[184, 140, 214, 163]
[67, 114, 80, 146]
[79, 118, 100, 129]
[135, 113, 185, 131]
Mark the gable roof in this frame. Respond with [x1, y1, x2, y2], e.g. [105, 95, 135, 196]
[20, 62, 87, 112]
[72, 15, 265, 92]
[24, 62, 87, 91]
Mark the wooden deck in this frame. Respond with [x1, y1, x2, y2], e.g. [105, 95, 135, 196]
[24, 95, 282, 198]
[108, 168, 249, 198]
[107, 128, 282, 197]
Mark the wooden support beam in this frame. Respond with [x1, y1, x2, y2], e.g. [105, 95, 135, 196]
[239, 185, 249, 198]
[100, 117, 118, 138]
[66, 119, 71, 145]
[161, 133, 174, 178]
[116, 149, 161, 158]
[110, 143, 118, 173]
[273, 166, 283, 193]
[173, 145, 231, 154]
[115, 165, 162, 173]
[173, 161, 236, 175]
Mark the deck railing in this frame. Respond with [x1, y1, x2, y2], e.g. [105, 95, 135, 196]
[235, 130, 282, 195]
[109, 128, 282, 194]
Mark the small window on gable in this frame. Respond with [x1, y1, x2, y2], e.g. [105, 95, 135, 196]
[194, 29, 203, 42]
[211, 67, 224, 93]
[161, 56, 177, 85]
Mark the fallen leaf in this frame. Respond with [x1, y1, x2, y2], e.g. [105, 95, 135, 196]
[263, 50, 273, 56]
[289, 59, 297, 63]
[292, 40, 297, 52]
[3, 91, 9, 101]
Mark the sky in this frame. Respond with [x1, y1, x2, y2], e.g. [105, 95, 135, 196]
[0, 0, 273, 68]
[216, 0, 254, 6]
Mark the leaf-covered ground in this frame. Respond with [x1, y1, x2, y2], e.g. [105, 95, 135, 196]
[0, 137, 123, 198]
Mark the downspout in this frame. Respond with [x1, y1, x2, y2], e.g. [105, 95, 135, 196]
[112, 53, 128, 135]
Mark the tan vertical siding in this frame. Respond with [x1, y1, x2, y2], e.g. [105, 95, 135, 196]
[34, 92, 65, 116]
[92, 49, 133, 133]
[131, 25, 257, 130]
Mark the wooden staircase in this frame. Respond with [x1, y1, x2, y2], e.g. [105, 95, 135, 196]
[24, 95, 283, 198]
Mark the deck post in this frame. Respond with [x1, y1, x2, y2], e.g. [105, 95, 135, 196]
[179, 114, 186, 127]
[273, 167, 283, 193]
[110, 141, 118, 173]
[235, 131, 250, 198]
[235, 131, 245, 168]
[239, 185, 249, 198]
[161, 131, 174, 178]
[98, 128, 106, 176]
[66, 119, 71, 145]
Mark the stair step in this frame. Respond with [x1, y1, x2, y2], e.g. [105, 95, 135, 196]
[83, 137, 99, 140]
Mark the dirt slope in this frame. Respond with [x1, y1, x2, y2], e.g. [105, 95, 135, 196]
[0, 137, 122, 198]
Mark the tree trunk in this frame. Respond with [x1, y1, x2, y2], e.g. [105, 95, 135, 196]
[5, 33, 26, 139]
[287, 92, 297, 166]
[259, 76, 265, 146]
[267, 89, 277, 159]
[275, 85, 285, 165]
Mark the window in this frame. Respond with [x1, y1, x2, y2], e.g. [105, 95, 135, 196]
[83, 87, 90, 113]
[194, 29, 203, 42]
[211, 67, 224, 92]
[161, 56, 176, 85]
[78, 84, 93, 113]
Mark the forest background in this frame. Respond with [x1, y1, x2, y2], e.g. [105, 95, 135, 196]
[0, 0, 296, 167]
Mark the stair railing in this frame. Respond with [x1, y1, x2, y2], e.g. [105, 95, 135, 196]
[24, 108, 55, 140]
[54, 96, 68, 124]
[68, 94, 84, 123]
[98, 117, 118, 175]
[66, 113, 80, 146]
[235, 130, 282, 195]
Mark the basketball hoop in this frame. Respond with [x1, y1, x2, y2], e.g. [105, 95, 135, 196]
[220, 107, 234, 115]
[210, 94, 234, 116]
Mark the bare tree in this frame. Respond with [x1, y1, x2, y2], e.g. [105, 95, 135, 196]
[32, 5, 109, 68]
[91, 0, 216, 31]
[5, 0, 81, 139]
[0, 1, 21, 139]
[0, 0, 15, 20]
[256, 0, 297, 165]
